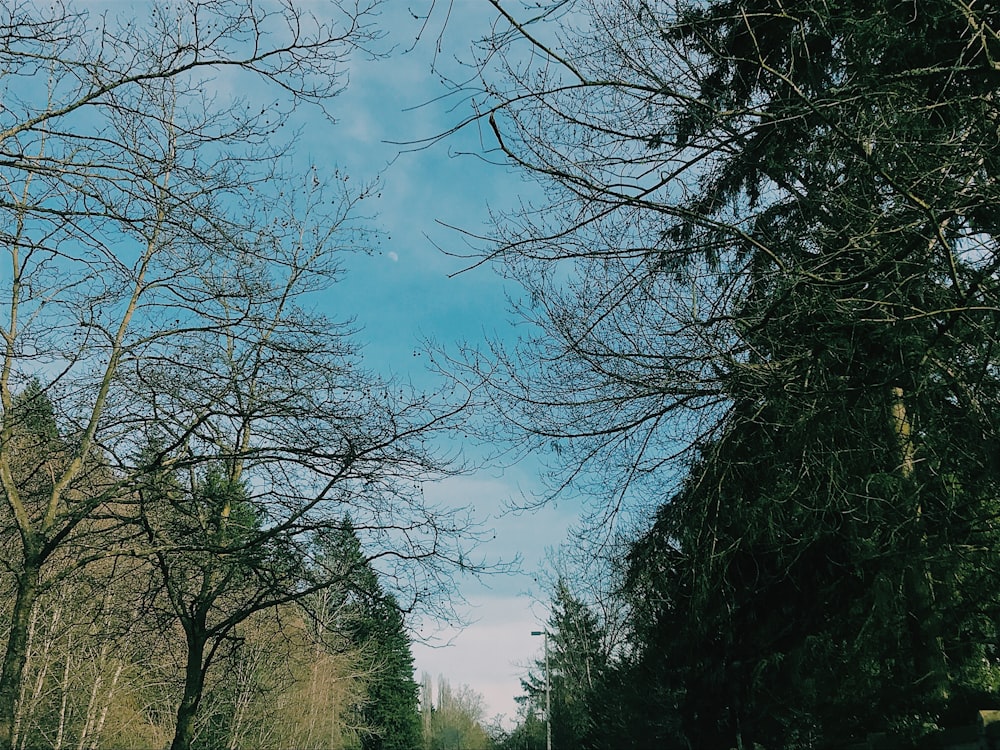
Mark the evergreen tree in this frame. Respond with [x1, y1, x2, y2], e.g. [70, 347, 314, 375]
[3, 381, 65, 526]
[467, 0, 1000, 746]
[496, 709, 546, 750]
[335, 519, 422, 750]
[520, 581, 608, 749]
[137, 457, 281, 750]
[358, 600, 421, 750]
[10, 380, 59, 449]
[620, 1, 1000, 743]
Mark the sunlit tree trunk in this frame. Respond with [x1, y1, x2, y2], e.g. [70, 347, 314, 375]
[84, 660, 122, 750]
[53, 636, 71, 750]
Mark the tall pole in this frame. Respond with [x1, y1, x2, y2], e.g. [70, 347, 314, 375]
[531, 630, 552, 750]
[544, 632, 552, 750]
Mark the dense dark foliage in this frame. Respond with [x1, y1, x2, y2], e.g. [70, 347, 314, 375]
[336, 519, 424, 750]
[473, 0, 1000, 746]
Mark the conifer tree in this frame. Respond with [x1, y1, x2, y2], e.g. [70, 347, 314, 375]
[520, 581, 608, 749]
[335, 519, 422, 750]
[465, 0, 1000, 745]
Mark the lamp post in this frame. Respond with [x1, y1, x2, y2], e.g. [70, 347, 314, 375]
[530, 630, 552, 750]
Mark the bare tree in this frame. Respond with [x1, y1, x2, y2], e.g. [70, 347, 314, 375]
[0, 3, 484, 748]
[434, 0, 1000, 551]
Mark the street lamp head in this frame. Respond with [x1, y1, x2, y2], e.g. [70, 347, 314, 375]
[530, 630, 544, 636]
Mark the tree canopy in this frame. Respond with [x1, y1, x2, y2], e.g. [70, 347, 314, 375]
[0, 2, 482, 748]
[458, 0, 1000, 745]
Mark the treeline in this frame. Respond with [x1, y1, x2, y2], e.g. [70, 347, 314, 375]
[419, 674, 496, 750]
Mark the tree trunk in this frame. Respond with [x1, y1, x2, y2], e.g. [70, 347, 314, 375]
[0, 561, 41, 750]
[892, 386, 950, 703]
[11, 594, 42, 750]
[54, 637, 72, 750]
[87, 661, 122, 750]
[170, 626, 208, 750]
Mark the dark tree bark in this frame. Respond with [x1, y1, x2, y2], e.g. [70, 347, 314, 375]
[170, 621, 209, 750]
[0, 559, 40, 749]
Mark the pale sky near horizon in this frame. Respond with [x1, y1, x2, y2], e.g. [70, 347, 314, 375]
[319, 1, 582, 725]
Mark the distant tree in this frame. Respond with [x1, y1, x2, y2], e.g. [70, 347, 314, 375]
[427, 676, 493, 750]
[519, 581, 609, 749]
[496, 708, 545, 750]
[332, 519, 422, 750]
[421, 671, 434, 749]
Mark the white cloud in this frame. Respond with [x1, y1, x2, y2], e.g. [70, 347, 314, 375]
[413, 592, 548, 728]
[409, 471, 576, 726]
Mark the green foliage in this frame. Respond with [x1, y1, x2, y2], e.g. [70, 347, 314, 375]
[515, 581, 610, 749]
[495, 709, 545, 750]
[476, 0, 1000, 746]
[333, 520, 422, 750]
[356, 607, 422, 750]
[617, 0, 1000, 743]
[9, 380, 59, 448]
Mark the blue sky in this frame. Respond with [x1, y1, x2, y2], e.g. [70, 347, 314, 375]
[77, 0, 572, 723]
[306, 1, 579, 724]
[12, 0, 576, 727]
